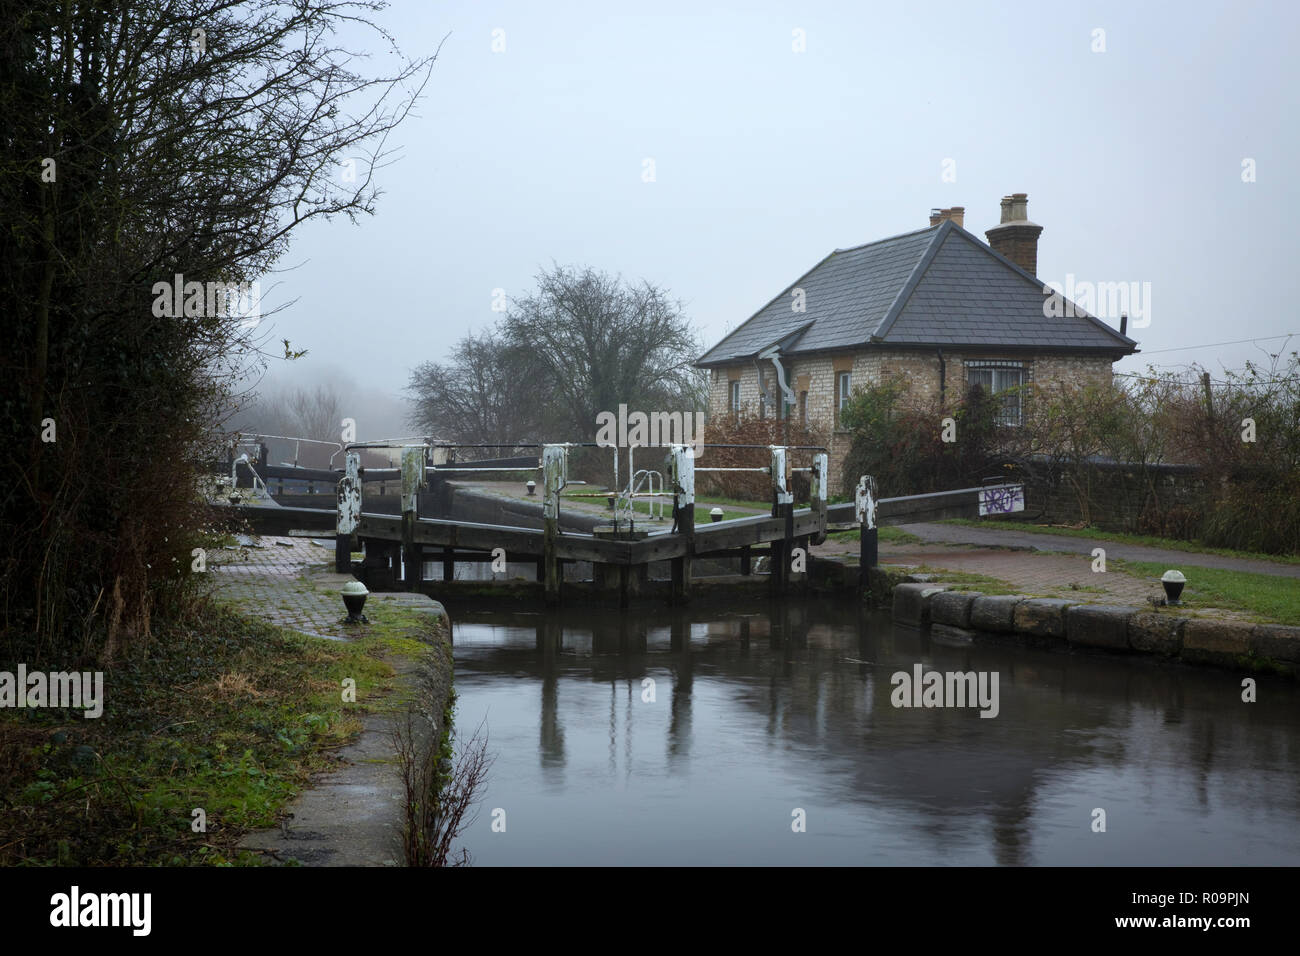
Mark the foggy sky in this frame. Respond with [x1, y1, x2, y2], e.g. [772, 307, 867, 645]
[255, 0, 1300, 433]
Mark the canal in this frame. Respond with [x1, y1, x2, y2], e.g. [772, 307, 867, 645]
[448, 600, 1300, 865]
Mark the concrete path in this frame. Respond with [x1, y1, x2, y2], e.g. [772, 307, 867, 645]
[894, 522, 1300, 579]
[211, 535, 448, 866]
[236, 703, 405, 866]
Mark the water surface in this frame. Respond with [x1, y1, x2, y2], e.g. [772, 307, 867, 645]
[449, 602, 1300, 865]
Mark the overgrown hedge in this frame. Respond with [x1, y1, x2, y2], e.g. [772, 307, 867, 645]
[837, 354, 1300, 555]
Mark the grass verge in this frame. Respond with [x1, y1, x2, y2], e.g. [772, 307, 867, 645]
[1110, 559, 1300, 625]
[0, 599, 413, 866]
[827, 526, 922, 545]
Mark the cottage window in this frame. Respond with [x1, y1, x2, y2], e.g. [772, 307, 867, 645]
[966, 360, 1027, 426]
[729, 380, 741, 417]
[836, 372, 851, 418]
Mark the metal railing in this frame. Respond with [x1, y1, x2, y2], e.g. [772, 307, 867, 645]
[615, 468, 668, 530]
[226, 433, 344, 470]
[229, 453, 272, 501]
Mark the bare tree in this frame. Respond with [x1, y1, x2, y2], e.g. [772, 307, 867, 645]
[287, 384, 344, 443]
[501, 265, 705, 439]
[407, 329, 553, 452]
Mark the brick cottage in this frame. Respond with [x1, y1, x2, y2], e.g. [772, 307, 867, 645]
[696, 193, 1139, 491]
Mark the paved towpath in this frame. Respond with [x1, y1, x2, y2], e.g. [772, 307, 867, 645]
[893, 522, 1300, 579]
[208, 535, 354, 639]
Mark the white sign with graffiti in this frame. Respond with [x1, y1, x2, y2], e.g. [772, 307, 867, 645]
[978, 484, 1024, 516]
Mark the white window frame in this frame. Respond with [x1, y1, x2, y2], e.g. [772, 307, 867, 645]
[965, 360, 1028, 426]
[729, 380, 741, 415]
[837, 371, 851, 411]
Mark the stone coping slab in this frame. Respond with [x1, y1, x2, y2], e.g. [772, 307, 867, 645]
[889, 584, 1298, 676]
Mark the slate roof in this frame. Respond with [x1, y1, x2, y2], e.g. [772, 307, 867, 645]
[696, 219, 1139, 366]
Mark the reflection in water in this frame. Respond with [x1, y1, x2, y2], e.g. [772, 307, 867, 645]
[669, 615, 691, 764]
[535, 616, 564, 780]
[452, 601, 1300, 866]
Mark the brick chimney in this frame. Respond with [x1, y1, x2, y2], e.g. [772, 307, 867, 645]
[929, 206, 965, 228]
[984, 192, 1042, 275]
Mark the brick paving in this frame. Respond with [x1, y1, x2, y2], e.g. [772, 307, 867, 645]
[209, 535, 356, 640]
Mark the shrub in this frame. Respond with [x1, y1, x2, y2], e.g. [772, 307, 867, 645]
[696, 406, 827, 503]
[833, 351, 1300, 555]
[839, 380, 1003, 497]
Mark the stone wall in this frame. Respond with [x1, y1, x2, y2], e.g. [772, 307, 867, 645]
[1029, 355, 1113, 390]
[707, 350, 1118, 487]
[1010, 461, 1211, 535]
[888, 582, 1300, 677]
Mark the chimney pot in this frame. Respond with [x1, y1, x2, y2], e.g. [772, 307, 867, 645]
[986, 192, 1043, 275]
[930, 206, 965, 228]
